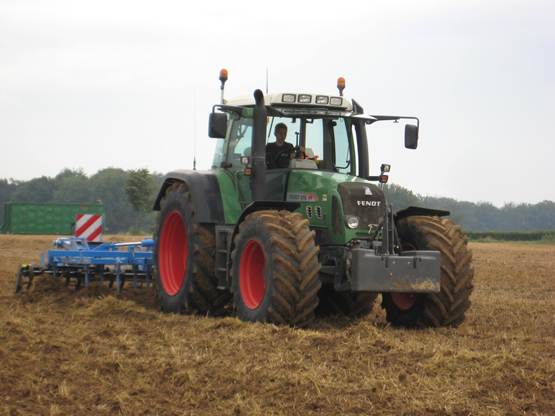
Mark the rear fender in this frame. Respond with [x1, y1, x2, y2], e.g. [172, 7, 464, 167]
[153, 170, 225, 224]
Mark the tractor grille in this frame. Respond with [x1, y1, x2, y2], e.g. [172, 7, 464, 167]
[315, 206, 322, 220]
[337, 183, 385, 232]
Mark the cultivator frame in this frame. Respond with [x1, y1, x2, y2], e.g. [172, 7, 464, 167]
[15, 237, 155, 294]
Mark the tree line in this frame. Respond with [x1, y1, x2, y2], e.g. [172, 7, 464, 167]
[382, 183, 555, 232]
[1, 170, 554, 233]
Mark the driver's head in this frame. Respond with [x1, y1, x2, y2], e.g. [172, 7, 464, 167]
[274, 123, 288, 144]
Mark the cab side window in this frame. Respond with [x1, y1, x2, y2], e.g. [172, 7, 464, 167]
[332, 118, 353, 174]
[226, 118, 253, 168]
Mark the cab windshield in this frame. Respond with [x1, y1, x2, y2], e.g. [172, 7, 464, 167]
[224, 115, 356, 175]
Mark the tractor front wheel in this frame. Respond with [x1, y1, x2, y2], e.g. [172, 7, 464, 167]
[381, 216, 474, 328]
[231, 210, 321, 327]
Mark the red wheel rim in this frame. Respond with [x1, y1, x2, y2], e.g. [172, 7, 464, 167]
[391, 292, 419, 310]
[240, 239, 266, 309]
[159, 211, 187, 296]
[393, 241, 419, 310]
[402, 242, 416, 251]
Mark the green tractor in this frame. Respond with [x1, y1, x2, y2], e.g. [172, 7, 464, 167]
[152, 71, 474, 328]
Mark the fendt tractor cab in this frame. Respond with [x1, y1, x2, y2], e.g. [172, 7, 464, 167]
[152, 70, 474, 328]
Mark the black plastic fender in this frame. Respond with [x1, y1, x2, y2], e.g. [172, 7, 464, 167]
[230, 200, 301, 252]
[394, 206, 450, 224]
[153, 170, 225, 224]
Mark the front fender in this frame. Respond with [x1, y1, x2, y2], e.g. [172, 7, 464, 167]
[395, 206, 450, 224]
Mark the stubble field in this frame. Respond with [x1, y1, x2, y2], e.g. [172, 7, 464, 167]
[0, 235, 553, 415]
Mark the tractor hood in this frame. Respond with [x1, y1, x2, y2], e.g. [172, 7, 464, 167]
[286, 170, 386, 244]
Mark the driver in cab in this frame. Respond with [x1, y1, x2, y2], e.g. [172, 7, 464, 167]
[266, 123, 305, 169]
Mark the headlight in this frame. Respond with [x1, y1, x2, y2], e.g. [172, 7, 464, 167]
[282, 94, 296, 103]
[345, 216, 360, 229]
[298, 94, 312, 103]
[316, 95, 329, 104]
[330, 97, 343, 106]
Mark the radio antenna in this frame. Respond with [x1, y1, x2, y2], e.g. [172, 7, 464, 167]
[266, 68, 268, 94]
[193, 86, 197, 170]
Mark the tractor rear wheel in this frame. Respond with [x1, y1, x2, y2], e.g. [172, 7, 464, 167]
[316, 285, 378, 317]
[153, 182, 231, 315]
[381, 216, 474, 328]
[231, 210, 321, 327]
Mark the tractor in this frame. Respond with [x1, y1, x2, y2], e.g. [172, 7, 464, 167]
[151, 70, 474, 328]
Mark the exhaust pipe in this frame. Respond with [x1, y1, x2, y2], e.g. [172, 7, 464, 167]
[251, 89, 267, 201]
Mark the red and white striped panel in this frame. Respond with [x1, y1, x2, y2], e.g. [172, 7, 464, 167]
[75, 214, 103, 242]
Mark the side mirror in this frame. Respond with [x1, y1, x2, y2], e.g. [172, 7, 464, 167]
[404, 124, 418, 149]
[208, 112, 227, 138]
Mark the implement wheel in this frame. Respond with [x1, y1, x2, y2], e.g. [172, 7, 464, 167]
[231, 210, 321, 327]
[381, 216, 474, 328]
[153, 182, 231, 315]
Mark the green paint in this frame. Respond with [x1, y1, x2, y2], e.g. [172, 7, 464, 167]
[286, 170, 375, 245]
[212, 169, 243, 224]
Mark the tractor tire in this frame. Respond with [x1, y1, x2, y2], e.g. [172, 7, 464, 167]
[316, 285, 378, 317]
[381, 216, 474, 328]
[153, 182, 231, 315]
[231, 210, 322, 327]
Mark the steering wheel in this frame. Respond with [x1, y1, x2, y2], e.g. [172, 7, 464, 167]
[275, 146, 298, 168]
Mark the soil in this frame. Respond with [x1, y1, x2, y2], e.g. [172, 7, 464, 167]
[1, 235, 553, 415]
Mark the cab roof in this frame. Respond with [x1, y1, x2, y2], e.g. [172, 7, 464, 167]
[225, 92, 353, 112]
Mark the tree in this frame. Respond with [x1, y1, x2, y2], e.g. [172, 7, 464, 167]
[382, 183, 419, 210]
[0, 178, 19, 223]
[420, 196, 465, 226]
[10, 176, 56, 203]
[51, 168, 92, 204]
[125, 168, 155, 230]
[90, 168, 133, 234]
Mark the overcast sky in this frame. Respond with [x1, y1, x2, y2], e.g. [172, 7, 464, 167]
[1, 0, 554, 207]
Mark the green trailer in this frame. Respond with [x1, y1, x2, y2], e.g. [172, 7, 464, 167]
[0, 203, 104, 235]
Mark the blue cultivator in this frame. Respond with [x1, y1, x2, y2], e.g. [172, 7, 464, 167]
[15, 237, 155, 294]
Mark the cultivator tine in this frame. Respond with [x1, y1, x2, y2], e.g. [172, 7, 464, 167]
[14, 264, 40, 294]
[106, 269, 115, 289]
[28, 266, 39, 290]
[75, 272, 83, 290]
[63, 269, 71, 286]
[14, 265, 24, 294]
[118, 274, 126, 293]
[114, 263, 126, 293]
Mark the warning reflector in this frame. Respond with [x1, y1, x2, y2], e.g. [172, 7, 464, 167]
[75, 214, 103, 242]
